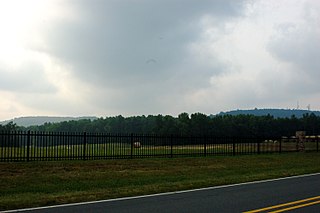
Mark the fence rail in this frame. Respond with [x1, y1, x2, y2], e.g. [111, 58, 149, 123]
[0, 131, 319, 162]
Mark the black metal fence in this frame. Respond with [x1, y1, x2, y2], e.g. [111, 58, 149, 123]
[0, 131, 319, 162]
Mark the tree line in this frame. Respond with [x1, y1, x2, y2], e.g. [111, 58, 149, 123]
[1, 113, 320, 137]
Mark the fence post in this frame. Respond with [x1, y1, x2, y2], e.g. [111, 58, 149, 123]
[27, 130, 31, 162]
[130, 133, 134, 159]
[257, 139, 260, 155]
[279, 138, 282, 154]
[83, 132, 87, 160]
[170, 134, 173, 158]
[204, 136, 207, 157]
[232, 138, 236, 156]
[317, 137, 319, 152]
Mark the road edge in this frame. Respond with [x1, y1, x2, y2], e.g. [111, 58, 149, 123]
[4, 172, 320, 213]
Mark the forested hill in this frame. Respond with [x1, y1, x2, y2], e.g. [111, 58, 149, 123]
[217, 109, 320, 118]
[0, 116, 97, 127]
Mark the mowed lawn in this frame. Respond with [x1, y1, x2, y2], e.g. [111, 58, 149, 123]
[1, 153, 320, 211]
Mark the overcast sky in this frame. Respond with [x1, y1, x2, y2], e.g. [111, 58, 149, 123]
[0, 0, 319, 120]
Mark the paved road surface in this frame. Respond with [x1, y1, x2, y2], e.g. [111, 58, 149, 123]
[6, 173, 320, 213]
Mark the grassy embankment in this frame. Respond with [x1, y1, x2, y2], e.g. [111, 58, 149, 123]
[1, 153, 320, 211]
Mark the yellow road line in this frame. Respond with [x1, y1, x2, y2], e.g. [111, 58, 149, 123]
[269, 200, 320, 212]
[244, 195, 320, 213]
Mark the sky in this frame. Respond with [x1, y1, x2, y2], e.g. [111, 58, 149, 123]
[0, 0, 320, 120]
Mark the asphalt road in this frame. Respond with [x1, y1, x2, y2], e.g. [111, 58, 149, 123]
[7, 173, 320, 213]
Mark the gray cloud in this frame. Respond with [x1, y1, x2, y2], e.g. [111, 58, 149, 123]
[29, 0, 247, 114]
[42, 0, 244, 83]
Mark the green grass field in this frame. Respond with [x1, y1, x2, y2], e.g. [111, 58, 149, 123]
[1, 152, 320, 211]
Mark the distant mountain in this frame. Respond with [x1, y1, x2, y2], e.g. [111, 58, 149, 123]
[0, 116, 98, 127]
[216, 109, 320, 118]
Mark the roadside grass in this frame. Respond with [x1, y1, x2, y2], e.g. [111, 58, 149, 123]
[1, 153, 320, 211]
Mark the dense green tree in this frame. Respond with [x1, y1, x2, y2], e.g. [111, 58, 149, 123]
[9, 112, 320, 138]
[190, 113, 210, 135]
[177, 112, 190, 135]
[0, 122, 19, 132]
